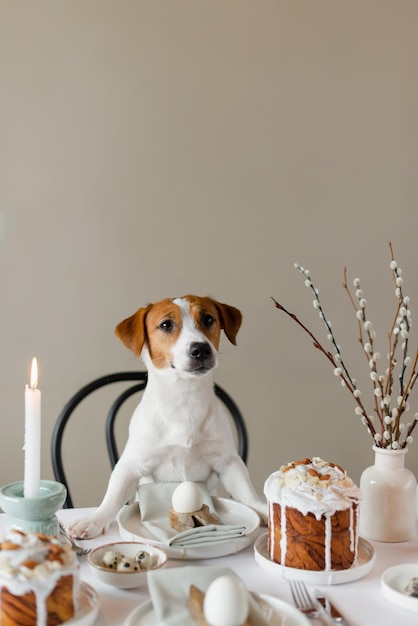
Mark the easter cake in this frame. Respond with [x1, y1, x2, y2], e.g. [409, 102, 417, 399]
[0, 529, 79, 626]
[264, 457, 362, 571]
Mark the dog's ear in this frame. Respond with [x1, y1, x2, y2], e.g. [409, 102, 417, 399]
[213, 300, 243, 345]
[115, 305, 152, 357]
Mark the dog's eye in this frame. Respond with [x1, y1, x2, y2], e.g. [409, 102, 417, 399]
[159, 320, 174, 332]
[202, 314, 215, 328]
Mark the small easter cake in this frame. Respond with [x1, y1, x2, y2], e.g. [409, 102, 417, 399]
[169, 482, 219, 532]
[0, 529, 79, 626]
[264, 457, 362, 571]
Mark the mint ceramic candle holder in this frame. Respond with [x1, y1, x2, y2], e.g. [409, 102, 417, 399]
[0, 480, 66, 536]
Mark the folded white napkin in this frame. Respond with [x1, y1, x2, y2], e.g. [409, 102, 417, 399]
[147, 565, 271, 625]
[137, 483, 247, 548]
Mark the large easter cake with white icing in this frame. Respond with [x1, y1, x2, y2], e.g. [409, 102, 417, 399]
[264, 457, 362, 571]
[0, 529, 79, 626]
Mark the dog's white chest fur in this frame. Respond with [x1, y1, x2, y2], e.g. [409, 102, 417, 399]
[126, 370, 228, 482]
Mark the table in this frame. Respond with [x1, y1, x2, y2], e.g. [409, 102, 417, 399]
[1, 505, 418, 625]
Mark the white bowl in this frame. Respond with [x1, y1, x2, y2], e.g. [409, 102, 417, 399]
[381, 563, 418, 612]
[88, 541, 167, 589]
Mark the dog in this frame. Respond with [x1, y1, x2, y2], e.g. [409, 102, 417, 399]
[67, 294, 267, 539]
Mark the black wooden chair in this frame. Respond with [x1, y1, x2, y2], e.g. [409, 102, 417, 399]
[51, 371, 248, 508]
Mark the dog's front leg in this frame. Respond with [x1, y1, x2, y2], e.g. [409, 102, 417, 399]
[218, 457, 268, 525]
[66, 461, 139, 539]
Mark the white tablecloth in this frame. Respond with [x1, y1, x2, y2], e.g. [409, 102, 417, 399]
[1, 503, 418, 626]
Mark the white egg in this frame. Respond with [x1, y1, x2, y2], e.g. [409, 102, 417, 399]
[102, 549, 123, 569]
[171, 481, 204, 513]
[203, 575, 250, 626]
[134, 550, 153, 570]
[116, 557, 139, 572]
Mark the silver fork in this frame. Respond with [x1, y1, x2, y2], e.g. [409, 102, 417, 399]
[290, 579, 322, 620]
[59, 523, 91, 556]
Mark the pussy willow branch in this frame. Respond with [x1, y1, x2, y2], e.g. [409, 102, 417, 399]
[385, 299, 402, 400]
[342, 270, 385, 430]
[298, 265, 356, 391]
[388, 242, 415, 444]
[343, 267, 364, 346]
[389, 241, 410, 398]
[395, 349, 418, 443]
[402, 396, 418, 448]
[271, 297, 377, 439]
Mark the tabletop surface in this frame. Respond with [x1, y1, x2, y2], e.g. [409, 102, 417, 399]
[1, 503, 418, 626]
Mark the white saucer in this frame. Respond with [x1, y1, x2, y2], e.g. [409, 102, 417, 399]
[117, 498, 260, 560]
[381, 563, 418, 612]
[124, 592, 310, 626]
[254, 532, 376, 585]
[67, 582, 100, 625]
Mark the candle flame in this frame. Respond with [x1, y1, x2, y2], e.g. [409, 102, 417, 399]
[30, 357, 38, 389]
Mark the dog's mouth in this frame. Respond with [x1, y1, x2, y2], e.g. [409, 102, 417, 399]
[171, 361, 214, 376]
[188, 361, 214, 375]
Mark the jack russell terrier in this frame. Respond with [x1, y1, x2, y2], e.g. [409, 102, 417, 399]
[67, 295, 267, 538]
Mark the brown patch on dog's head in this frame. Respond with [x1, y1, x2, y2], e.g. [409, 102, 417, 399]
[142, 298, 184, 367]
[115, 298, 185, 363]
[114, 304, 152, 358]
[183, 295, 242, 347]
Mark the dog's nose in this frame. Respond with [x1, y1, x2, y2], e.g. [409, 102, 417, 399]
[189, 342, 212, 362]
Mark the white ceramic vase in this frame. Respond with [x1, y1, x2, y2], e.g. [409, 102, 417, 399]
[359, 445, 416, 542]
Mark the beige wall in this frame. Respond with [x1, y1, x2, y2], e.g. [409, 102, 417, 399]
[1, 1, 418, 507]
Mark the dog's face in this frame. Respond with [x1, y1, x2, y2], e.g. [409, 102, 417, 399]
[115, 295, 242, 377]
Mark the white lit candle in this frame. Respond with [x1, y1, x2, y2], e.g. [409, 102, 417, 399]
[24, 357, 41, 498]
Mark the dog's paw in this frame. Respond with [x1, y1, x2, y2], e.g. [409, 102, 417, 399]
[66, 513, 109, 539]
[253, 500, 268, 526]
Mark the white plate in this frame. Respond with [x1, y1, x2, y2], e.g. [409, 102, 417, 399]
[125, 592, 310, 626]
[66, 582, 100, 625]
[381, 563, 418, 612]
[254, 532, 376, 585]
[117, 498, 260, 559]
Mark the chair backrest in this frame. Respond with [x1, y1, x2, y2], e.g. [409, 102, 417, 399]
[51, 371, 248, 508]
